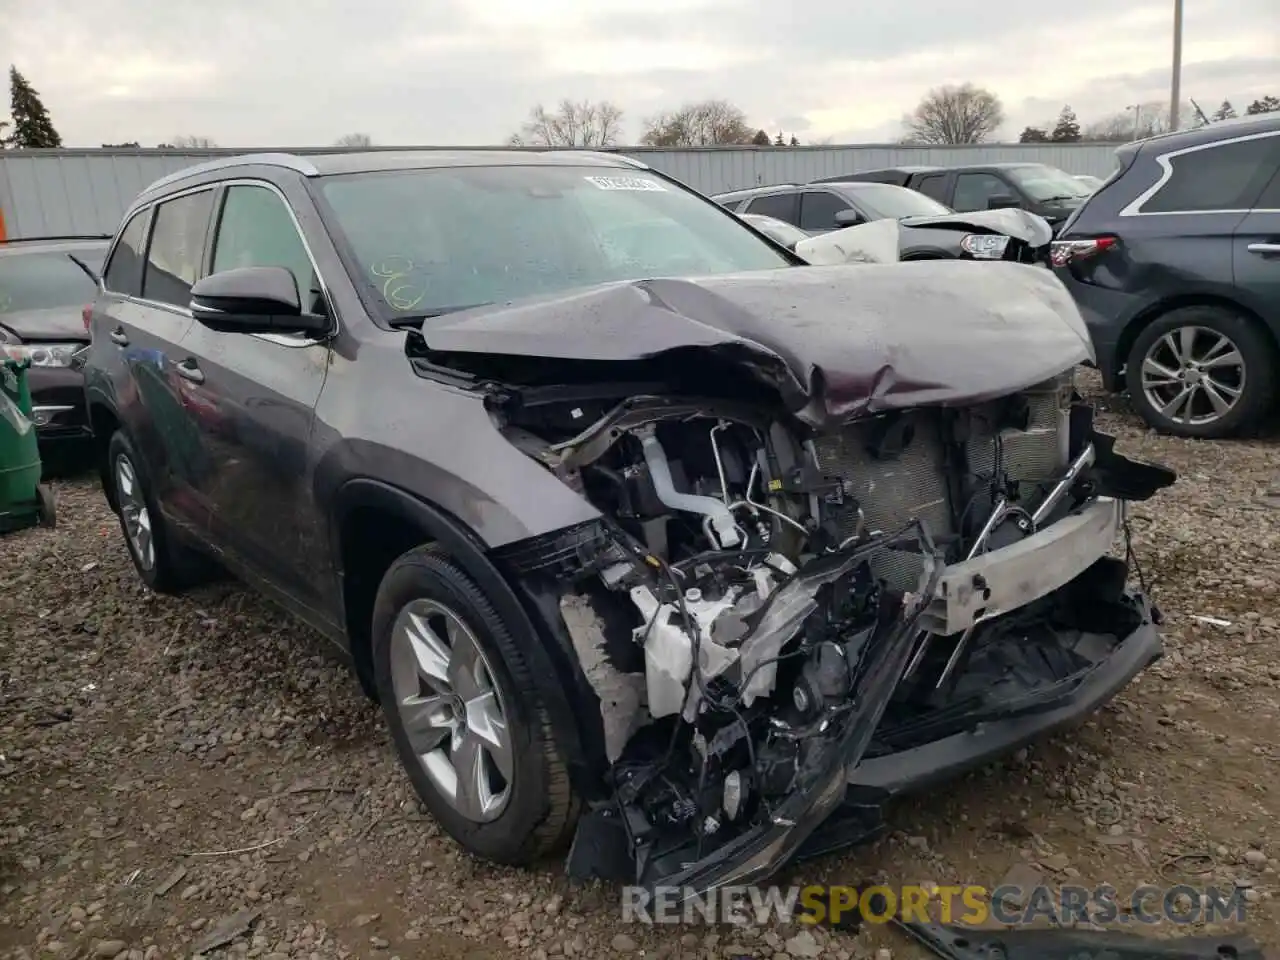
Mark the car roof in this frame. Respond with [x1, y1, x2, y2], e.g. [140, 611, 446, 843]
[137, 149, 651, 202]
[0, 236, 111, 256]
[1133, 111, 1280, 151]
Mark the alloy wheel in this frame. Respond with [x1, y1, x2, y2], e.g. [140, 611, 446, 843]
[1139, 325, 1246, 427]
[114, 454, 155, 571]
[389, 599, 514, 823]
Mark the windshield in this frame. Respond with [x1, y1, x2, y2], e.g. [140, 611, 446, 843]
[316, 165, 792, 319]
[0, 250, 103, 316]
[1006, 165, 1094, 201]
[849, 183, 953, 219]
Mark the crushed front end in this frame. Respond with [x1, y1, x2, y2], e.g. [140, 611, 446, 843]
[480, 365, 1173, 897]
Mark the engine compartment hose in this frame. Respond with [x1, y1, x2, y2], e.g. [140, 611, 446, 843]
[639, 429, 742, 549]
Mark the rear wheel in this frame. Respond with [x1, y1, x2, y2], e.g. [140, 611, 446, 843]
[371, 545, 578, 864]
[106, 431, 210, 593]
[1126, 306, 1276, 439]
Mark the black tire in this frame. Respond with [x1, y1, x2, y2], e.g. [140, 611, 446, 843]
[1126, 305, 1277, 439]
[371, 544, 579, 865]
[106, 430, 210, 593]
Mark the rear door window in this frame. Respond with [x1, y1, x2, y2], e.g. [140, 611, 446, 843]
[142, 190, 215, 308]
[102, 211, 150, 297]
[745, 192, 800, 224]
[1143, 134, 1280, 213]
[798, 191, 850, 231]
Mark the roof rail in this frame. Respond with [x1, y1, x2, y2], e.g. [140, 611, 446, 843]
[139, 152, 321, 197]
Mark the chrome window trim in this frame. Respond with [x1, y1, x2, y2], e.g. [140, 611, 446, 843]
[101, 179, 338, 350]
[1118, 129, 1280, 217]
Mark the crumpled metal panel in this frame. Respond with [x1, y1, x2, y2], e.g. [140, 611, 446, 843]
[421, 260, 1093, 429]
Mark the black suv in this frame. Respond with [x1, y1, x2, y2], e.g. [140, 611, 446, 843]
[82, 150, 1173, 895]
[820, 163, 1094, 233]
[1051, 112, 1280, 438]
[0, 236, 109, 450]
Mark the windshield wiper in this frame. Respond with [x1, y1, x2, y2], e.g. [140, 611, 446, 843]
[67, 253, 100, 284]
[387, 303, 491, 329]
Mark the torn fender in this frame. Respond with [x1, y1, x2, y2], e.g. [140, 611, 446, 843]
[420, 261, 1093, 427]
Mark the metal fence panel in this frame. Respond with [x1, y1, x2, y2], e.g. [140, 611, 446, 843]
[0, 143, 1121, 239]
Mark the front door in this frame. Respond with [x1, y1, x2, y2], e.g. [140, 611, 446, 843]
[1233, 166, 1280, 329]
[175, 181, 334, 618]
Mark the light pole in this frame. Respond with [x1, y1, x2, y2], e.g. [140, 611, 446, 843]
[1170, 0, 1184, 131]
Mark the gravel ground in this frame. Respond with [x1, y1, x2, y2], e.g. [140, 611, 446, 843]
[3, 371, 1278, 960]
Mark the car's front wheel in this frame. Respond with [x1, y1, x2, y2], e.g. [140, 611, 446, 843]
[371, 545, 578, 865]
[1127, 305, 1276, 439]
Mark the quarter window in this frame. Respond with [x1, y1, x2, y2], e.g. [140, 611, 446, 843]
[102, 211, 149, 297]
[212, 185, 323, 314]
[915, 175, 948, 203]
[1143, 134, 1280, 213]
[142, 190, 215, 308]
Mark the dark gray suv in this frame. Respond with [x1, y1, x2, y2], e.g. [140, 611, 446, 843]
[82, 150, 1173, 896]
[1051, 112, 1280, 438]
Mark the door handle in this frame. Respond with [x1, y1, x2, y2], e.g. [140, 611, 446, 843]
[1247, 243, 1280, 256]
[109, 327, 129, 346]
[175, 359, 205, 384]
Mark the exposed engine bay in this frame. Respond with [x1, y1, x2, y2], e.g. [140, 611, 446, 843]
[483, 363, 1176, 893]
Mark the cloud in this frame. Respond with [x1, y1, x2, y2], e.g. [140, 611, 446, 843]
[1, 0, 1275, 147]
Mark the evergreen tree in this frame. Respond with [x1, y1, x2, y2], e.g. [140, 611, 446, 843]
[1212, 100, 1237, 121]
[7, 67, 62, 148]
[773, 131, 784, 146]
[1018, 126, 1049, 143]
[1245, 96, 1279, 115]
[789, 134, 799, 146]
[750, 128, 771, 146]
[1050, 106, 1081, 142]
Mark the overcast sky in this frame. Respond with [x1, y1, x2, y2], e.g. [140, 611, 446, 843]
[3, 0, 1277, 147]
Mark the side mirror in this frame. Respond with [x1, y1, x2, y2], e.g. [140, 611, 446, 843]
[834, 209, 866, 228]
[987, 194, 1021, 210]
[189, 266, 328, 336]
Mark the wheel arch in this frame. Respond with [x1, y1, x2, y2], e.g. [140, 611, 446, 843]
[330, 478, 597, 787]
[1114, 294, 1280, 387]
[87, 398, 122, 513]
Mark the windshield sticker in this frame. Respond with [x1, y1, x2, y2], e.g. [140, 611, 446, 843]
[584, 176, 666, 192]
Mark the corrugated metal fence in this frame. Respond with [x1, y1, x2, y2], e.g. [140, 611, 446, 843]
[0, 142, 1120, 240]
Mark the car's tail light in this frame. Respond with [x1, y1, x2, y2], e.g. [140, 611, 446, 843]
[1049, 236, 1117, 267]
[82, 305, 93, 331]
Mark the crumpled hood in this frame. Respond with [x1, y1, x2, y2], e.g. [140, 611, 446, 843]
[421, 260, 1093, 427]
[899, 208, 1054, 247]
[0, 307, 89, 342]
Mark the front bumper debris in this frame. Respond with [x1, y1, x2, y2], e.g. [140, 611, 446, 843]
[918, 496, 1123, 635]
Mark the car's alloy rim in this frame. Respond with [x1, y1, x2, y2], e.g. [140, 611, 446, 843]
[114, 454, 155, 571]
[1140, 325, 1246, 426]
[389, 599, 513, 823]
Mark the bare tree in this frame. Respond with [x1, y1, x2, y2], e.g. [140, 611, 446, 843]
[508, 99, 624, 147]
[168, 135, 218, 149]
[639, 99, 755, 146]
[902, 83, 1004, 144]
[334, 133, 373, 147]
[1082, 102, 1193, 142]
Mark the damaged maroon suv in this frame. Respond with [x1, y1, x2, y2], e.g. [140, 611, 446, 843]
[82, 150, 1175, 896]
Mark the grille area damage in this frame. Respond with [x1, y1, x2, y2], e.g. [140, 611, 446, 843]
[421, 260, 1177, 894]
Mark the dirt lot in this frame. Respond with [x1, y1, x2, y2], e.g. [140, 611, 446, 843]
[3, 371, 1278, 960]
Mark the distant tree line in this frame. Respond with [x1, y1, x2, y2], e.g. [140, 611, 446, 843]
[2, 60, 1277, 151]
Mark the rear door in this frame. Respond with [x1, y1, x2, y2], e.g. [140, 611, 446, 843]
[92, 189, 217, 534]
[912, 172, 950, 206]
[1231, 140, 1280, 328]
[175, 180, 333, 612]
[743, 191, 800, 226]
